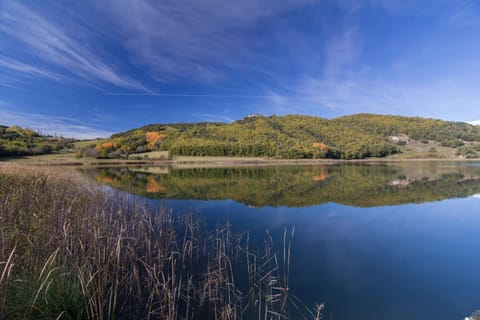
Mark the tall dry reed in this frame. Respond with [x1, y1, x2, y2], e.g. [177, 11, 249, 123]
[0, 164, 322, 320]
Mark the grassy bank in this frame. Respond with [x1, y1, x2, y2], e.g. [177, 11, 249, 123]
[0, 164, 321, 320]
[5, 154, 480, 170]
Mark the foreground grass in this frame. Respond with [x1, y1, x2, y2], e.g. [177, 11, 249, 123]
[0, 164, 322, 320]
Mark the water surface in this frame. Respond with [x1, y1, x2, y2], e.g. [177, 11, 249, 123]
[80, 162, 480, 320]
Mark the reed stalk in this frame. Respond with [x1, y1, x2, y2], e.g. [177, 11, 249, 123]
[0, 164, 322, 320]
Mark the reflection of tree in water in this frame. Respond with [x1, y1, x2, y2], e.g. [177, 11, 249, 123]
[80, 164, 480, 208]
[97, 175, 114, 184]
[312, 167, 328, 181]
[145, 176, 166, 193]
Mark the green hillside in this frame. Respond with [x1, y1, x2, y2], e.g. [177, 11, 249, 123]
[335, 114, 480, 142]
[0, 125, 75, 157]
[88, 114, 480, 160]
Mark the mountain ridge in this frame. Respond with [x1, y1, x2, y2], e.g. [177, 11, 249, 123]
[90, 113, 480, 160]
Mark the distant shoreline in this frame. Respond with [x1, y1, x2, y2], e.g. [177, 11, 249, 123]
[2, 154, 480, 168]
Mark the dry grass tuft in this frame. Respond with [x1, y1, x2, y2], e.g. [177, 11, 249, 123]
[0, 164, 322, 320]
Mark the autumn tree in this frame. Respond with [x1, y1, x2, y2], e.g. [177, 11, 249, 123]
[145, 132, 166, 150]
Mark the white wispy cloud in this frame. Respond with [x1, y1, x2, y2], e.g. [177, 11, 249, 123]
[0, 1, 146, 91]
[104, 92, 289, 98]
[324, 26, 360, 78]
[258, 0, 480, 121]
[335, 0, 479, 26]
[362, 0, 451, 15]
[0, 54, 61, 81]
[95, 0, 316, 82]
[0, 108, 112, 139]
[468, 120, 480, 126]
[447, 0, 480, 27]
[262, 75, 480, 121]
[0, 0, 320, 88]
[1, 0, 478, 126]
[192, 113, 235, 123]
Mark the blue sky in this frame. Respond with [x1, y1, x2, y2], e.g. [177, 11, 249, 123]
[1, 0, 480, 138]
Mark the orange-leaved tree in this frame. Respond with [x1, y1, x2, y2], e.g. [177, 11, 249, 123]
[312, 142, 329, 158]
[95, 142, 117, 152]
[95, 142, 118, 158]
[145, 132, 166, 150]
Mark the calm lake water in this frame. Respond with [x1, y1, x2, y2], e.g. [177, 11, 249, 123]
[80, 162, 480, 320]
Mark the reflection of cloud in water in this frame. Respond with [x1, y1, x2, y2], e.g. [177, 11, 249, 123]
[473, 194, 480, 198]
[465, 309, 480, 320]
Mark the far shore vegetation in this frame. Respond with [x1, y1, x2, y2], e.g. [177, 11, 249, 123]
[0, 164, 323, 320]
[2, 114, 480, 163]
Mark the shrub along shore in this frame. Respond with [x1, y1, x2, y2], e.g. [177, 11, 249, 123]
[0, 164, 322, 320]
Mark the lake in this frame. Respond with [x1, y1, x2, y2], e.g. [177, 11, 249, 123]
[80, 162, 480, 320]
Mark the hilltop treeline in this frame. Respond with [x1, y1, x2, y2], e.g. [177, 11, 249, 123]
[0, 125, 74, 157]
[91, 114, 480, 160]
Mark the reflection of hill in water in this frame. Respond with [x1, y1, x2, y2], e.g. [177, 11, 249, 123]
[80, 163, 480, 208]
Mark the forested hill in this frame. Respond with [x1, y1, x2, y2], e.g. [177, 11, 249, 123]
[90, 114, 480, 160]
[0, 125, 74, 157]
